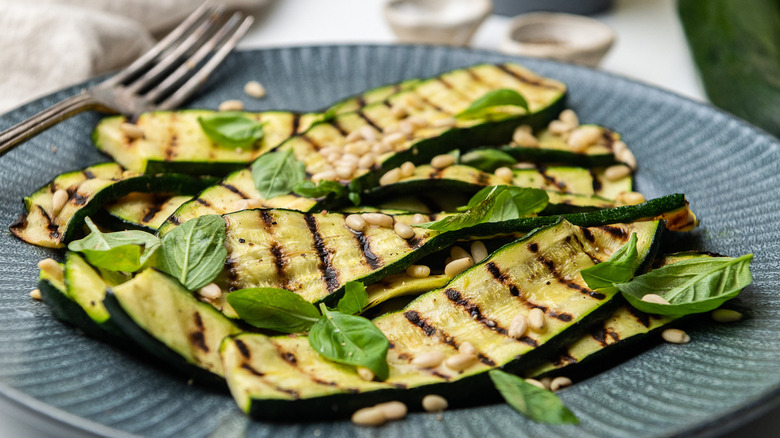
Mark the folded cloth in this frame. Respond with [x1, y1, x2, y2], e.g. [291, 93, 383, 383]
[0, 0, 266, 114]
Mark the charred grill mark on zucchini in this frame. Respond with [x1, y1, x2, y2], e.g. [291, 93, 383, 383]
[591, 326, 620, 347]
[220, 183, 250, 199]
[304, 215, 340, 293]
[259, 210, 291, 291]
[626, 306, 651, 328]
[597, 225, 629, 240]
[235, 339, 251, 359]
[140, 195, 169, 224]
[329, 119, 350, 137]
[71, 193, 88, 206]
[551, 352, 578, 367]
[189, 312, 209, 353]
[82, 169, 96, 179]
[536, 253, 606, 300]
[351, 229, 382, 270]
[240, 362, 302, 398]
[356, 110, 383, 133]
[495, 63, 560, 90]
[484, 261, 574, 322]
[195, 198, 211, 207]
[590, 169, 603, 193]
[536, 165, 568, 191]
[291, 113, 301, 134]
[403, 310, 438, 337]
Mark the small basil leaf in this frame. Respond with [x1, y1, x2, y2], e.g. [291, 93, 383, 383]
[414, 192, 496, 231]
[489, 190, 521, 222]
[309, 305, 389, 380]
[618, 254, 753, 316]
[489, 370, 579, 424]
[456, 89, 530, 120]
[337, 281, 368, 315]
[68, 217, 160, 272]
[293, 180, 347, 199]
[251, 150, 306, 199]
[198, 112, 264, 149]
[348, 191, 362, 206]
[433, 186, 548, 230]
[227, 288, 320, 333]
[460, 148, 517, 172]
[580, 233, 639, 289]
[157, 215, 227, 291]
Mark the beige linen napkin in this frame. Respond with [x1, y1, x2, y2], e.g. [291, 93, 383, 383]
[0, 0, 265, 114]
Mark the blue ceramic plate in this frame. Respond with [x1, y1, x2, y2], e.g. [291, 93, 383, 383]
[1, 45, 778, 438]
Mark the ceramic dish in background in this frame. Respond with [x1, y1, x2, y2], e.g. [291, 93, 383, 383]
[383, 0, 492, 46]
[0, 45, 779, 438]
[500, 12, 615, 67]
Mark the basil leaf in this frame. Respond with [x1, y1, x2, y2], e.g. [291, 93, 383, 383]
[251, 150, 306, 199]
[68, 217, 160, 272]
[227, 287, 320, 333]
[293, 180, 347, 199]
[309, 305, 390, 380]
[348, 191, 362, 206]
[456, 89, 529, 120]
[580, 233, 639, 289]
[618, 254, 753, 316]
[489, 370, 579, 424]
[336, 281, 368, 315]
[424, 186, 548, 231]
[198, 112, 264, 149]
[157, 215, 227, 291]
[460, 148, 517, 172]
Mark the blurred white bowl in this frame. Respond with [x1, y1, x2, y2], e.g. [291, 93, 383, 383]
[500, 12, 615, 67]
[384, 0, 492, 46]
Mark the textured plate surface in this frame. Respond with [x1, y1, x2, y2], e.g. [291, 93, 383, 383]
[0, 45, 778, 438]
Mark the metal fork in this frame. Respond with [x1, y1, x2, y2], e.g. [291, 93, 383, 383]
[0, 2, 254, 157]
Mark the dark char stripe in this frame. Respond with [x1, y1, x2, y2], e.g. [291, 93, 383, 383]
[536, 165, 568, 191]
[82, 169, 96, 179]
[291, 112, 301, 134]
[537, 254, 606, 300]
[235, 340, 251, 359]
[626, 305, 651, 328]
[259, 210, 290, 290]
[220, 183, 249, 199]
[485, 261, 575, 322]
[329, 118, 350, 137]
[195, 197, 211, 207]
[403, 310, 498, 365]
[356, 110, 383, 133]
[551, 351, 578, 367]
[189, 312, 209, 353]
[141, 195, 168, 224]
[240, 362, 301, 398]
[304, 214, 340, 293]
[598, 225, 629, 240]
[495, 63, 560, 90]
[350, 228, 381, 270]
[164, 113, 178, 161]
[590, 168, 603, 193]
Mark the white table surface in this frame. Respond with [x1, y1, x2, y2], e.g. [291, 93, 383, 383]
[1, 0, 777, 436]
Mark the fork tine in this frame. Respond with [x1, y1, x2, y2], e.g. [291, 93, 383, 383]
[103, 2, 218, 87]
[125, 6, 227, 94]
[157, 15, 254, 111]
[144, 13, 244, 104]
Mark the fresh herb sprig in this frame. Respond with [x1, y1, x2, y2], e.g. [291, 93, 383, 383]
[250, 149, 306, 200]
[456, 89, 529, 120]
[415, 185, 548, 231]
[489, 370, 579, 424]
[198, 112, 264, 149]
[68, 217, 160, 272]
[580, 238, 753, 316]
[157, 214, 228, 291]
[227, 281, 390, 379]
[460, 148, 518, 172]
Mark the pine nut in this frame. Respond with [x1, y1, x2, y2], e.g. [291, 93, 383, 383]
[568, 126, 602, 151]
[383, 132, 405, 146]
[550, 376, 572, 392]
[431, 154, 456, 169]
[335, 166, 354, 180]
[357, 366, 375, 381]
[445, 258, 473, 277]
[450, 246, 471, 261]
[51, 189, 69, 217]
[459, 342, 477, 356]
[712, 309, 742, 323]
[346, 214, 367, 232]
[244, 80, 266, 98]
[359, 126, 378, 142]
[197, 283, 222, 300]
[218, 99, 244, 111]
[445, 353, 478, 371]
[662, 328, 690, 344]
[559, 109, 579, 126]
[525, 378, 546, 390]
[619, 148, 637, 170]
[528, 308, 546, 332]
[120, 122, 145, 140]
[412, 213, 428, 224]
[399, 120, 415, 136]
[37, 258, 63, 283]
[516, 124, 532, 133]
[406, 116, 428, 129]
[351, 406, 386, 426]
[641, 294, 669, 305]
[357, 153, 377, 170]
[539, 376, 552, 389]
[345, 130, 363, 142]
[373, 141, 394, 154]
[508, 314, 528, 339]
[432, 117, 456, 128]
[30, 289, 42, 300]
[402, 93, 424, 110]
[548, 120, 573, 135]
[612, 140, 628, 156]
[362, 213, 394, 228]
[340, 153, 359, 164]
[470, 241, 488, 263]
[512, 128, 539, 147]
[495, 166, 514, 183]
[604, 164, 632, 181]
[616, 191, 646, 206]
[514, 162, 536, 169]
[379, 168, 401, 185]
[376, 401, 407, 420]
[345, 141, 370, 156]
[412, 350, 445, 368]
[311, 170, 337, 183]
[325, 152, 341, 163]
[405, 266, 430, 280]
[422, 394, 448, 412]
[394, 222, 415, 239]
[400, 161, 416, 178]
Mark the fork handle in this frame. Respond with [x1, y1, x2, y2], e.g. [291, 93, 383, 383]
[0, 91, 102, 158]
